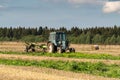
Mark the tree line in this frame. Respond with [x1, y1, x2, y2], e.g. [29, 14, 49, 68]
[0, 25, 120, 45]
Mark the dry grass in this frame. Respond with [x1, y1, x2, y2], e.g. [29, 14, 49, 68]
[0, 65, 78, 80]
[0, 42, 120, 80]
[0, 42, 45, 52]
[0, 54, 119, 65]
[0, 42, 25, 52]
[71, 44, 120, 56]
[0, 65, 119, 80]
[0, 42, 120, 56]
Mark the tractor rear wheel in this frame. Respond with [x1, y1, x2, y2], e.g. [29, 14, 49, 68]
[47, 43, 55, 53]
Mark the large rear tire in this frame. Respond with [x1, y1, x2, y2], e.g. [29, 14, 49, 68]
[47, 43, 55, 53]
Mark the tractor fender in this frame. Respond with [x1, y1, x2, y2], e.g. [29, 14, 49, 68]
[47, 41, 51, 45]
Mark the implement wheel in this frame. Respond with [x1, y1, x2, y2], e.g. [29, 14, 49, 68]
[47, 43, 55, 53]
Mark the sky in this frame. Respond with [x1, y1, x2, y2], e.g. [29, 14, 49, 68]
[0, 0, 120, 28]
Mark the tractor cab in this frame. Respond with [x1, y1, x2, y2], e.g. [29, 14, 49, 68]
[49, 32, 66, 46]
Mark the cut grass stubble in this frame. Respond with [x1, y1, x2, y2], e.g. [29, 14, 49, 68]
[0, 51, 120, 60]
[0, 58, 119, 79]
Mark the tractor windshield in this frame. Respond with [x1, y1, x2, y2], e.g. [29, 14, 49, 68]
[56, 33, 66, 41]
[61, 33, 66, 41]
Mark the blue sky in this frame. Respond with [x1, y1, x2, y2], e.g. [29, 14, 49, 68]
[0, 0, 120, 28]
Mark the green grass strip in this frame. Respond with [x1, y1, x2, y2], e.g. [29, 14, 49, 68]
[0, 51, 120, 60]
[0, 58, 120, 78]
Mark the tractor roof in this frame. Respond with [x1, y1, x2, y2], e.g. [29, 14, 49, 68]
[50, 32, 65, 34]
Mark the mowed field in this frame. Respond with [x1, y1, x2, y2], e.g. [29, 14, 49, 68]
[0, 41, 120, 56]
[0, 42, 120, 80]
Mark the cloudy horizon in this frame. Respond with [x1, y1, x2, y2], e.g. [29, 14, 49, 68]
[0, 0, 120, 28]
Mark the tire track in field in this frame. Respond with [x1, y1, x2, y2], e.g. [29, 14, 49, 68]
[0, 54, 119, 65]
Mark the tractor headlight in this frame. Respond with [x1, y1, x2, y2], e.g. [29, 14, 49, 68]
[58, 41, 62, 45]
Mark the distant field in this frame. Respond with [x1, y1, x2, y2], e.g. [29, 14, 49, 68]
[0, 42, 120, 56]
[0, 42, 25, 52]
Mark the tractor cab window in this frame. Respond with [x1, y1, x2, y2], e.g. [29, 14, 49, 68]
[56, 33, 66, 41]
[61, 33, 66, 41]
[49, 34, 55, 41]
[56, 34, 60, 41]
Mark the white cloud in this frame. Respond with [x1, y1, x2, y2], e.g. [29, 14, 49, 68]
[0, 5, 3, 7]
[42, 0, 120, 14]
[43, 0, 106, 4]
[68, 0, 103, 4]
[0, 5, 4, 9]
[103, 1, 120, 13]
[43, 0, 61, 2]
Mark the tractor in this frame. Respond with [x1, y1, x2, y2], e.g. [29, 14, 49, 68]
[25, 32, 75, 53]
[47, 32, 75, 53]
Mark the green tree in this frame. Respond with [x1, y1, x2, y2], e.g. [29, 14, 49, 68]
[105, 37, 111, 44]
[92, 34, 102, 44]
[78, 32, 86, 44]
[109, 35, 117, 44]
[85, 31, 92, 44]
[38, 27, 43, 35]
[116, 36, 120, 44]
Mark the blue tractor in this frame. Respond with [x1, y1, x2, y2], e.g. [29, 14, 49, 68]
[47, 32, 75, 53]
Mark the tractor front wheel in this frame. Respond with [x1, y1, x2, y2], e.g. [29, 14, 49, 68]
[69, 48, 75, 53]
[58, 47, 63, 53]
